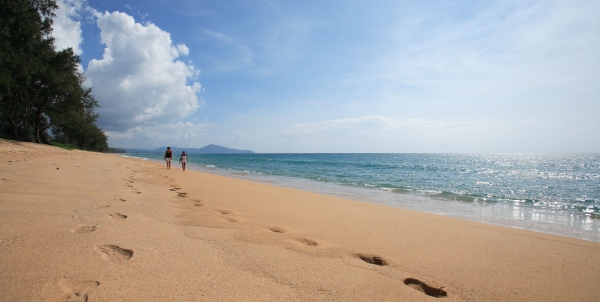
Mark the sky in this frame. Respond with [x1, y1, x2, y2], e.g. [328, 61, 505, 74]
[50, 0, 600, 153]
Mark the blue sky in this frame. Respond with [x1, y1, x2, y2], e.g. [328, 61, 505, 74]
[52, 0, 600, 152]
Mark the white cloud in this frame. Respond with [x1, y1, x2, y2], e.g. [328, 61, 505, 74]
[291, 115, 484, 134]
[85, 11, 202, 131]
[176, 44, 189, 56]
[105, 121, 212, 148]
[52, 0, 84, 55]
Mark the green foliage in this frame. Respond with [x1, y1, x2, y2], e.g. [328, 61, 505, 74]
[51, 142, 75, 150]
[106, 148, 127, 153]
[0, 0, 108, 152]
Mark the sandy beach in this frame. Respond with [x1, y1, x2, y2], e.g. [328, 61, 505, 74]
[1, 140, 599, 301]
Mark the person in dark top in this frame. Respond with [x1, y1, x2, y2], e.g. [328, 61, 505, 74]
[164, 147, 172, 169]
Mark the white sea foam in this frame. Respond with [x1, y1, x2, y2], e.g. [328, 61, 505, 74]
[420, 189, 442, 195]
[120, 154, 146, 160]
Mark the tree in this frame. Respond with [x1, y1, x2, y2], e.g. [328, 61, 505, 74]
[0, 0, 109, 151]
[0, 0, 57, 140]
[31, 48, 82, 143]
[51, 87, 108, 151]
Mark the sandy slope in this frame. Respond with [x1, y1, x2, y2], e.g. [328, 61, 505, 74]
[1, 140, 599, 301]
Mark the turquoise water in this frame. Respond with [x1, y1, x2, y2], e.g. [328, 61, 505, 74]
[126, 153, 600, 241]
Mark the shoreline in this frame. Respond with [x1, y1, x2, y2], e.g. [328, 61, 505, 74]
[122, 153, 600, 243]
[2, 141, 600, 301]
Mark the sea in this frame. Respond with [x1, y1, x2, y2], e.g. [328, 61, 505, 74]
[123, 153, 600, 242]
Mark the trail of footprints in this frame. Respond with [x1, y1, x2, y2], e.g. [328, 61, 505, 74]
[264, 216, 446, 296]
[89, 167, 136, 263]
[125, 171, 142, 194]
[350, 253, 447, 297]
[170, 178, 448, 298]
[69, 167, 448, 299]
[62, 165, 140, 299]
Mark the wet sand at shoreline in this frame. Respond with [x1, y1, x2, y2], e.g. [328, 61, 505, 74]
[1, 140, 599, 301]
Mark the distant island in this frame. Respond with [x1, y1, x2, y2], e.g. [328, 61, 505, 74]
[122, 144, 254, 154]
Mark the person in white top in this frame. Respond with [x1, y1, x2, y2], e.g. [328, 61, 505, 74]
[179, 151, 188, 171]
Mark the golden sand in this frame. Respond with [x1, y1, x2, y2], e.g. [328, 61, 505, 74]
[1, 140, 599, 301]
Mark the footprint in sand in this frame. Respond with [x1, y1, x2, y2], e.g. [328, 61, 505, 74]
[297, 237, 319, 246]
[72, 225, 97, 233]
[192, 200, 204, 207]
[215, 210, 236, 222]
[356, 254, 389, 266]
[403, 278, 447, 298]
[41, 278, 100, 302]
[94, 244, 134, 262]
[177, 192, 187, 197]
[108, 213, 127, 220]
[269, 227, 285, 233]
[170, 188, 181, 191]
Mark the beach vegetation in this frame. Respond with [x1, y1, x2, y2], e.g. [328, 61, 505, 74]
[50, 142, 75, 150]
[0, 0, 108, 152]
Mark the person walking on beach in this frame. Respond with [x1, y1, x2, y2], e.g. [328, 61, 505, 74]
[164, 147, 173, 169]
[179, 151, 188, 172]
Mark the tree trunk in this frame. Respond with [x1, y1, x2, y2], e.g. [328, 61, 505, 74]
[39, 123, 52, 144]
[33, 117, 41, 143]
[8, 90, 31, 140]
[32, 97, 49, 144]
[40, 133, 51, 144]
[9, 96, 20, 140]
[29, 120, 37, 142]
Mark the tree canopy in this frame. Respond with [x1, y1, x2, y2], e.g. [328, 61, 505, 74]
[0, 0, 108, 151]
